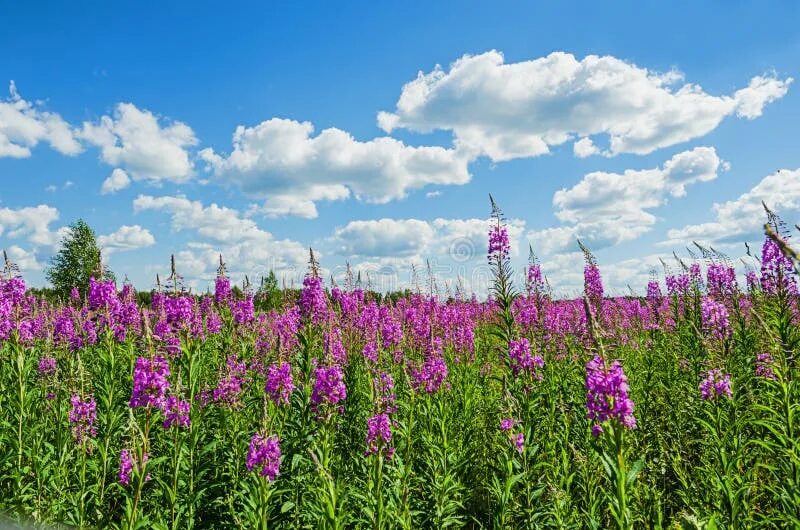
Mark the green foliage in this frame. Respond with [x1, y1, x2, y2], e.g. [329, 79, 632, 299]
[45, 219, 114, 298]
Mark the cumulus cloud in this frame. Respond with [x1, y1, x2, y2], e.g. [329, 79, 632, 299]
[0, 204, 62, 247]
[529, 147, 725, 254]
[97, 225, 155, 254]
[664, 167, 800, 247]
[327, 216, 526, 264]
[199, 118, 471, 218]
[100, 168, 131, 194]
[0, 81, 83, 158]
[133, 194, 308, 280]
[4, 245, 42, 272]
[81, 103, 197, 184]
[379, 51, 791, 161]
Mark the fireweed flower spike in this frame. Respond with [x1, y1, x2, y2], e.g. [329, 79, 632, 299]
[364, 413, 394, 458]
[162, 395, 191, 428]
[246, 433, 281, 481]
[129, 356, 171, 409]
[265, 362, 294, 407]
[585, 355, 636, 435]
[699, 369, 733, 400]
[311, 364, 347, 412]
[700, 299, 732, 340]
[69, 394, 97, 442]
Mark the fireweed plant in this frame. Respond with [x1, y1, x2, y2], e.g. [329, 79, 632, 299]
[0, 204, 799, 528]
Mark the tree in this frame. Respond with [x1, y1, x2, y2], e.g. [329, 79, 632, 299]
[46, 219, 114, 299]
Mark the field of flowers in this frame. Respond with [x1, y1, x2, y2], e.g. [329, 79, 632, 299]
[0, 201, 798, 529]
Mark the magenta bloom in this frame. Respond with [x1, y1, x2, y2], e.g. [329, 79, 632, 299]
[699, 369, 733, 400]
[87, 277, 118, 310]
[512, 432, 524, 454]
[246, 433, 281, 481]
[162, 396, 191, 429]
[584, 264, 604, 302]
[118, 449, 133, 486]
[38, 356, 57, 376]
[500, 418, 515, 432]
[365, 413, 393, 457]
[488, 224, 510, 259]
[701, 298, 731, 340]
[755, 353, 776, 380]
[411, 355, 449, 394]
[265, 362, 294, 406]
[508, 338, 544, 378]
[585, 356, 636, 435]
[118, 449, 149, 486]
[129, 356, 171, 409]
[300, 275, 328, 324]
[69, 394, 97, 442]
[214, 276, 231, 305]
[311, 364, 347, 409]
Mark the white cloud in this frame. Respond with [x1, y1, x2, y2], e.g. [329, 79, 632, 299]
[379, 51, 792, 161]
[81, 103, 197, 184]
[133, 194, 308, 280]
[101, 168, 131, 194]
[573, 137, 600, 158]
[200, 118, 471, 218]
[4, 245, 42, 272]
[327, 216, 526, 263]
[0, 81, 83, 158]
[0, 204, 61, 247]
[529, 147, 724, 253]
[425, 190, 442, 198]
[98, 225, 155, 254]
[664, 167, 800, 247]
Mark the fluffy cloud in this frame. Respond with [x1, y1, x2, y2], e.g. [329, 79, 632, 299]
[100, 168, 131, 194]
[0, 81, 83, 158]
[328, 216, 526, 263]
[81, 103, 197, 184]
[529, 147, 725, 253]
[664, 168, 800, 246]
[97, 225, 155, 254]
[200, 118, 471, 218]
[4, 245, 42, 272]
[379, 51, 791, 161]
[0, 204, 61, 247]
[133, 194, 308, 280]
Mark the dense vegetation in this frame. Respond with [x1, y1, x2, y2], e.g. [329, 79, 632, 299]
[0, 202, 798, 529]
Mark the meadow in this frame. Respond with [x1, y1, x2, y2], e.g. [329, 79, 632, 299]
[0, 202, 798, 529]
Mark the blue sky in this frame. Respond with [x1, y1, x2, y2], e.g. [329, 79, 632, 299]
[1, 1, 799, 295]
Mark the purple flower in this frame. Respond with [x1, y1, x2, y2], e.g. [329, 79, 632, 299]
[365, 413, 393, 457]
[162, 396, 191, 429]
[701, 298, 731, 340]
[488, 224, 510, 259]
[512, 432, 524, 454]
[646, 280, 662, 307]
[38, 356, 57, 376]
[362, 341, 379, 363]
[500, 418, 515, 432]
[755, 352, 776, 380]
[215, 276, 231, 305]
[212, 355, 248, 407]
[323, 328, 347, 364]
[265, 362, 294, 407]
[246, 433, 281, 481]
[410, 355, 449, 394]
[760, 236, 798, 294]
[232, 296, 255, 325]
[118, 449, 149, 486]
[700, 369, 732, 400]
[706, 264, 737, 298]
[87, 277, 118, 311]
[69, 394, 97, 442]
[300, 275, 328, 324]
[585, 355, 636, 435]
[129, 356, 171, 409]
[311, 364, 347, 410]
[584, 264, 604, 302]
[508, 338, 544, 378]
